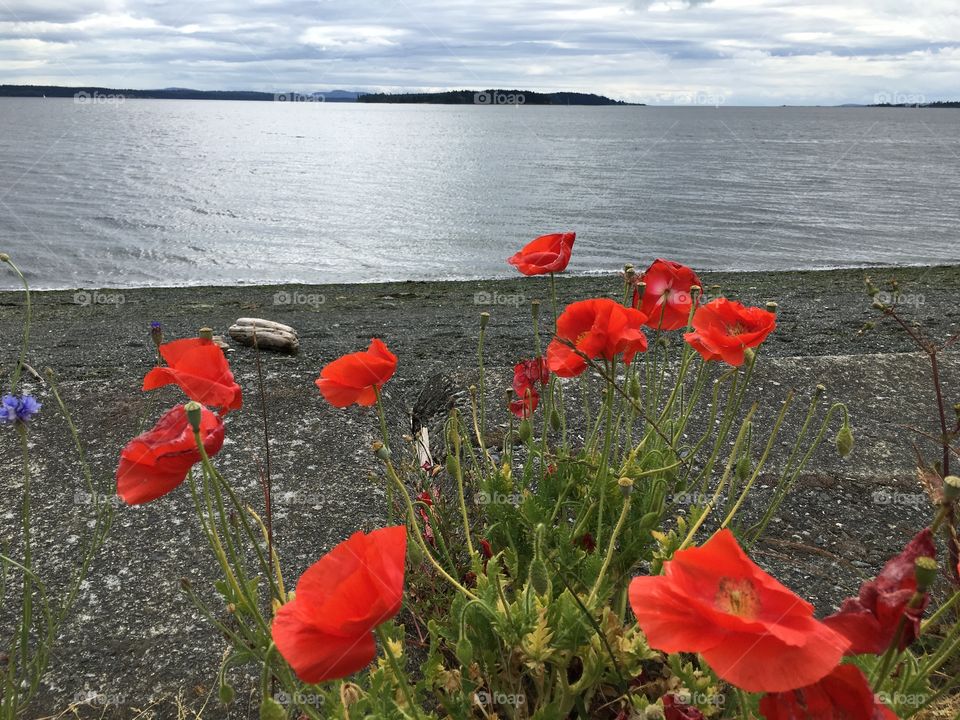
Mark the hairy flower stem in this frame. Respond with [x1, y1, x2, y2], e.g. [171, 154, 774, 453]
[595, 361, 618, 543]
[588, 493, 632, 607]
[375, 626, 424, 720]
[720, 391, 794, 530]
[381, 458, 478, 600]
[478, 318, 488, 442]
[17, 425, 32, 675]
[448, 414, 475, 558]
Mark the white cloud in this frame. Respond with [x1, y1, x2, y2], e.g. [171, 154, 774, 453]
[0, 0, 957, 104]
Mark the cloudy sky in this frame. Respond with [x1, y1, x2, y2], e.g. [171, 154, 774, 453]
[1, 0, 958, 105]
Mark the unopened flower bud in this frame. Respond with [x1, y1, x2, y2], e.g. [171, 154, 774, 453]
[629, 375, 642, 401]
[815, 384, 826, 395]
[736, 454, 751, 482]
[456, 636, 474, 665]
[634, 281, 647, 302]
[518, 418, 533, 443]
[198, 327, 214, 341]
[550, 408, 562, 432]
[479, 312, 490, 329]
[371, 441, 392, 461]
[0, 252, 9, 263]
[341, 682, 362, 706]
[529, 557, 550, 596]
[914, 556, 937, 592]
[184, 401, 203, 433]
[446, 454, 461, 477]
[531, 299, 541, 321]
[226, 602, 236, 614]
[743, 347, 756, 364]
[218, 681, 235, 706]
[835, 423, 854, 458]
[180, 577, 192, 591]
[943, 475, 960, 502]
[618, 476, 634, 498]
[259, 697, 286, 720]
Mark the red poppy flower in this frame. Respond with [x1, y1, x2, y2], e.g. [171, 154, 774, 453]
[664, 695, 705, 720]
[272, 526, 407, 684]
[546, 299, 648, 378]
[628, 529, 849, 693]
[316, 338, 397, 408]
[142, 337, 242, 413]
[509, 357, 550, 418]
[637, 259, 703, 331]
[507, 232, 575, 276]
[823, 529, 935, 655]
[759, 664, 897, 720]
[116, 404, 225, 505]
[684, 298, 777, 367]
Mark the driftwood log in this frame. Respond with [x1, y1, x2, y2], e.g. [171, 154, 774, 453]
[227, 317, 299, 354]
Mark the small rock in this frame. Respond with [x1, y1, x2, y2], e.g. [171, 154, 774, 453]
[228, 317, 299, 354]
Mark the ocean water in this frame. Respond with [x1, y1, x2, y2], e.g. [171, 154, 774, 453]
[0, 99, 957, 290]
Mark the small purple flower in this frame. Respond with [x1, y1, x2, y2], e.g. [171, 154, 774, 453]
[1, 394, 41, 425]
[150, 321, 163, 347]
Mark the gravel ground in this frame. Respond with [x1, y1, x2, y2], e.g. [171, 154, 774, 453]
[0, 264, 958, 717]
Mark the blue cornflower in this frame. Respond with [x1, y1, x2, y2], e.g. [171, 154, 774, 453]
[1, 394, 41, 425]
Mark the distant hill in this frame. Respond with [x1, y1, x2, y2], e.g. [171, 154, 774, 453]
[0, 85, 359, 102]
[868, 100, 960, 108]
[358, 89, 635, 105]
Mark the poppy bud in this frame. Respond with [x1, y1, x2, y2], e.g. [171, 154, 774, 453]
[634, 281, 646, 302]
[944, 475, 960, 502]
[446, 454, 461, 478]
[618, 476, 634, 498]
[456, 636, 474, 665]
[199, 327, 214, 341]
[629, 375, 642, 401]
[743, 347, 756, 364]
[219, 681, 235, 705]
[915, 556, 938, 593]
[529, 557, 550, 596]
[372, 441, 392, 461]
[550, 408, 562, 432]
[226, 602, 236, 614]
[531, 300, 541, 321]
[816, 384, 826, 394]
[479, 312, 490, 329]
[0, 253, 9, 263]
[736, 454, 751, 483]
[835, 423, 854, 458]
[341, 683, 362, 706]
[518, 418, 533, 443]
[259, 697, 286, 720]
[180, 578, 192, 591]
[184, 401, 203, 433]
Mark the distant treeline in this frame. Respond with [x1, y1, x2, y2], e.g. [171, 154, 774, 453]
[870, 101, 960, 108]
[357, 89, 635, 105]
[0, 85, 356, 102]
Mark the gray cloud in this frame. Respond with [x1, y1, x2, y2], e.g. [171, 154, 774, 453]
[0, 0, 957, 104]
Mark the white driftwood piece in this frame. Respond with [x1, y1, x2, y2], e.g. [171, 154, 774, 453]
[228, 318, 299, 354]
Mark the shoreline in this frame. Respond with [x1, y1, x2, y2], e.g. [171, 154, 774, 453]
[5, 261, 960, 294]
